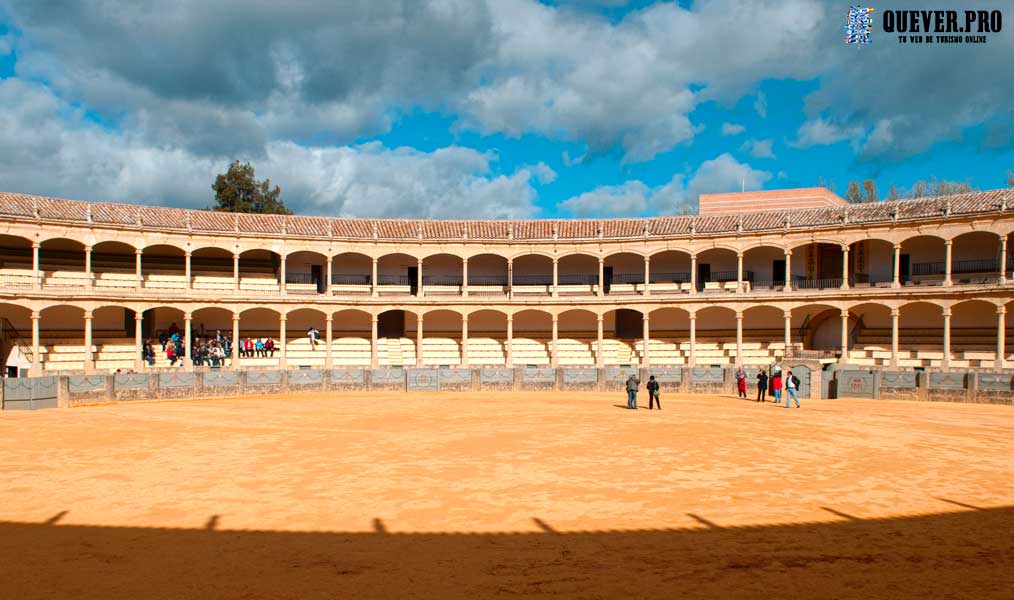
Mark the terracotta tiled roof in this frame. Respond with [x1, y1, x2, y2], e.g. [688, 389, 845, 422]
[0, 190, 1009, 241]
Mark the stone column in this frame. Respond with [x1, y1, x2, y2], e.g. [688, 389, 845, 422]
[942, 307, 951, 369]
[552, 258, 559, 298]
[417, 258, 424, 298]
[784, 250, 792, 291]
[996, 306, 1006, 369]
[183, 312, 192, 370]
[185, 251, 192, 291]
[736, 252, 744, 293]
[735, 311, 743, 365]
[690, 255, 698, 295]
[279, 256, 287, 296]
[134, 312, 143, 371]
[278, 314, 287, 368]
[83, 309, 93, 372]
[783, 310, 792, 359]
[232, 314, 240, 369]
[892, 244, 901, 288]
[462, 258, 469, 297]
[596, 314, 604, 368]
[325, 256, 332, 296]
[642, 313, 651, 367]
[839, 309, 849, 363]
[415, 314, 424, 367]
[551, 315, 559, 367]
[233, 252, 240, 291]
[507, 258, 513, 299]
[841, 245, 850, 289]
[84, 244, 93, 288]
[597, 257, 605, 297]
[943, 240, 953, 286]
[31, 311, 40, 374]
[643, 256, 651, 296]
[461, 315, 469, 367]
[371, 315, 379, 368]
[506, 315, 514, 368]
[1000, 234, 1008, 285]
[325, 315, 333, 368]
[32, 242, 41, 289]
[135, 248, 143, 290]
[371, 257, 379, 297]
[890, 308, 900, 368]
[688, 313, 697, 367]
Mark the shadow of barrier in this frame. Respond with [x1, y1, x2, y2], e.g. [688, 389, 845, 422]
[1, 506, 1012, 599]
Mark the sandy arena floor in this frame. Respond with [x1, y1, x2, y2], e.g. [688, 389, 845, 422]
[1, 391, 1012, 599]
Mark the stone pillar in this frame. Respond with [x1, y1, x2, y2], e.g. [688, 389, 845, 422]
[943, 240, 953, 286]
[31, 311, 40, 374]
[784, 250, 792, 291]
[279, 256, 287, 296]
[325, 256, 332, 296]
[598, 257, 605, 297]
[83, 310, 94, 372]
[417, 258, 424, 298]
[642, 313, 651, 367]
[688, 313, 697, 367]
[996, 306, 1006, 369]
[462, 258, 469, 298]
[841, 245, 850, 289]
[325, 315, 333, 368]
[1000, 234, 1008, 285]
[690, 255, 698, 295]
[134, 312, 143, 371]
[736, 252, 744, 293]
[135, 248, 143, 289]
[839, 309, 849, 363]
[507, 258, 513, 299]
[416, 314, 424, 367]
[32, 242, 41, 289]
[185, 251, 192, 291]
[735, 311, 743, 365]
[551, 315, 559, 367]
[232, 314, 240, 369]
[183, 312, 192, 370]
[461, 315, 469, 367]
[233, 252, 240, 291]
[371, 257, 379, 297]
[506, 315, 514, 368]
[890, 308, 900, 369]
[942, 307, 951, 369]
[596, 314, 604, 368]
[643, 256, 651, 296]
[84, 244, 93, 288]
[371, 316, 379, 368]
[278, 314, 287, 368]
[892, 244, 901, 288]
[552, 258, 559, 298]
[783, 310, 792, 358]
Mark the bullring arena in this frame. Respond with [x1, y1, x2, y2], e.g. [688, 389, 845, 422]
[1, 187, 1013, 598]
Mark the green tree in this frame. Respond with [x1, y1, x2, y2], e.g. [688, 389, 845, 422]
[844, 180, 863, 204]
[209, 161, 291, 215]
[887, 184, 900, 201]
[861, 179, 877, 203]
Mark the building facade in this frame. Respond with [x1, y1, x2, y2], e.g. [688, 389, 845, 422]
[1, 189, 1013, 376]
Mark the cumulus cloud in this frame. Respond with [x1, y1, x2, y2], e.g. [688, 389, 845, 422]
[740, 138, 775, 159]
[721, 122, 745, 136]
[789, 118, 862, 148]
[754, 92, 768, 119]
[561, 181, 650, 217]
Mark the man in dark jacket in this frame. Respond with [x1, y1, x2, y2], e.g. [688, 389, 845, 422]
[647, 375, 661, 410]
[625, 374, 640, 409]
[756, 371, 768, 402]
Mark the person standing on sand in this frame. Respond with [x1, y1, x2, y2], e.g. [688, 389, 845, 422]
[647, 375, 661, 410]
[784, 370, 801, 408]
[625, 373, 640, 410]
[771, 371, 782, 404]
[756, 370, 768, 403]
[735, 366, 748, 399]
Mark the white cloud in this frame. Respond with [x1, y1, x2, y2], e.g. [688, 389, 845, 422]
[721, 122, 745, 136]
[754, 92, 768, 119]
[560, 181, 650, 217]
[740, 138, 775, 159]
[790, 118, 862, 148]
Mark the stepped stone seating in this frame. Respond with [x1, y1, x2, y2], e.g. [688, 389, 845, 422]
[601, 339, 637, 365]
[143, 271, 187, 289]
[377, 337, 416, 366]
[95, 271, 138, 289]
[556, 338, 594, 365]
[512, 284, 551, 296]
[239, 276, 280, 292]
[853, 327, 1000, 367]
[284, 337, 326, 367]
[420, 337, 462, 366]
[510, 337, 550, 365]
[192, 274, 235, 290]
[43, 270, 90, 287]
[556, 283, 595, 295]
[331, 336, 371, 365]
[465, 337, 505, 365]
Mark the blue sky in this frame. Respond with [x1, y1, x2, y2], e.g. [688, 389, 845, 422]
[0, 0, 1011, 219]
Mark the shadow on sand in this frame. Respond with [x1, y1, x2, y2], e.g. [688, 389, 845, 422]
[2, 506, 1012, 599]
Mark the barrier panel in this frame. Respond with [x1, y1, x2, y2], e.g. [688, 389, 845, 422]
[370, 368, 404, 389]
[835, 370, 877, 399]
[328, 368, 366, 390]
[406, 368, 440, 391]
[479, 367, 514, 390]
[2, 376, 57, 410]
[520, 366, 555, 390]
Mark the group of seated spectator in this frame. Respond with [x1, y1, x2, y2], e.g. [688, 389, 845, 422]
[192, 330, 232, 367]
[144, 324, 284, 366]
[237, 336, 277, 358]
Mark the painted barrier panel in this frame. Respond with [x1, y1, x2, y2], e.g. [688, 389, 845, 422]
[439, 368, 472, 387]
[406, 369, 440, 391]
[690, 367, 724, 384]
[880, 370, 916, 388]
[114, 373, 149, 390]
[479, 367, 513, 385]
[204, 370, 239, 387]
[159, 372, 195, 388]
[68, 375, 106, 393]
[977, 372, 1013, 392]
[562, 368, 598, 384]
[604, 366, 639, 385]
[929, 372, 966, 390]
[246, 370, 283, 386]
[838, 370, 875, 398]
[288, 369, 323, 386]
[329, 368, 365, 384]
[522, 366, 556, 384]
[648, 367, 683, 384]
[370, 368, 404, 386]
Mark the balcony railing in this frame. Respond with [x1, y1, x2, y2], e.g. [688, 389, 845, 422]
[649, 271, 690, 284]
[512, 275, 552, 286]
[377, 274, 411, 286]
[792, 277, 844, 290]
[468, 275, 508, 286]
[423, 275, 463, 286]
[331, 273, 371, 285]
[0, 274, 37, 288]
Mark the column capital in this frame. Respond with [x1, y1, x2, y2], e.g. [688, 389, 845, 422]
[784, 249, 792, 257]
[596, 314, 603, 322]
[783, 310, 792, 319]
[31, 311, 40, 320]
[736, 251, 743, 258]
[688, 312, 696, 320]
[941, 307, 952, 317]
[552, 257, 558, 264]
[642, 313, 650, 323]
[998, 305, 1007, 315]
[598, 256, 604, 264]
[233, 314, 240, 322]
[371, 315, 379, 323]
[84, 243, 93, 251]
[841, 244, 849, 252]
[325, 315, 333, 322]
[735, 312, 743, 320]
[506, 314, 513, 321]
[644, 255, 651, 263]
[894, 243, 902, 250]
[83, 311, 93, 320]
[32, 241, 40, 249]
[840, 309, 850, 318]
[551, 314, 558, 323]
[135, 313, 144, 321]
[944, 239, 953, 247]
[135, 248, 143, 256]
[183, 312, 191, 320]
[372, 256, 378, 263]
[891, 307, 900, 317]
[462, 314, 469, 323]
[184, 250, 192, 257]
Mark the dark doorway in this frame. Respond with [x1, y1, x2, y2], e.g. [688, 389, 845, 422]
[311, 265, 324, 293]
[408, 267, 419, 296]
[614, 309, 642, 339]
[772, 259, 786, 285]
[603, 266, 613, 295]
[697, 263, 710, 291]
[899, 254, 911, 283]
[378, 311, 406, 338]
[123, 308, 135, 336]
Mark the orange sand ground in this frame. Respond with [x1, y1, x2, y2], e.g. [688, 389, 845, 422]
[1, 391, 1012, 599]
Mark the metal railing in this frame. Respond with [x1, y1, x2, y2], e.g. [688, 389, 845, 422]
[792, 277, 844, 290]
[610, 273, 644, 284]
[468, 275, 508, 286]
[0, 274, 36, 288]
[376, 274, 411, 286]
[558, 274, 597, 285]
[422, 275, 463, 286]
[0, 317, 32, 364]
[512, 275, 552, 285]
[331, 273, 371, 285]
[649, 272, 690, 284]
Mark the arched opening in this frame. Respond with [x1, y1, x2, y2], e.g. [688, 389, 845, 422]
[420, 309, 463, 366]
[898, 302, 945, 367]
[601, 308, 644, 365]
[0, 302, 33, 375]
[331, 252, 372, 295]
[741, 245, 784, 292]
[788, 241, 844, 290]
[848, 239, 894, 287]
[422, 254, 464, 295]
[512, 310, 552, 365]
[286, 308, 328, 367]
[190, 307, 235, 368]
[602, 252, 644, 295]
[377, 309, 419, 366]
[146, 306, 186, 367]
[951, 300, 1000, 367]
[39, 304, 85, 372]
[90, 241, 137, 290]
[951, 231, 1002, 284]
[695, 306, 737, 365]
[191, 247, 234, 291]
[285, 251, 328, 295]
[40, 238, 86, 288]
[900, 235, 946, 286]
[648, 250, 691, 294]
[557, 253, 598, 295]
[557, 309, 598, 366]
[0, 234, 35, 288]
[467, 309, 507, 365]
[742, 305, 784, 364]
[511, 255, 553, 296]
[695, 248, 738, 292]
[648, 307, 690, 365]
[238, 307, 281, 366]
[376, 253, 418, 296]
[843, 303, 892, 365]
[90, 305, 138, 372]
[467, 254, 508, 297]
[142, 244, 185, 290]
[790, 304, 842, 359]
[239, 249, 280, 293]
[332, 309, 372, 366]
